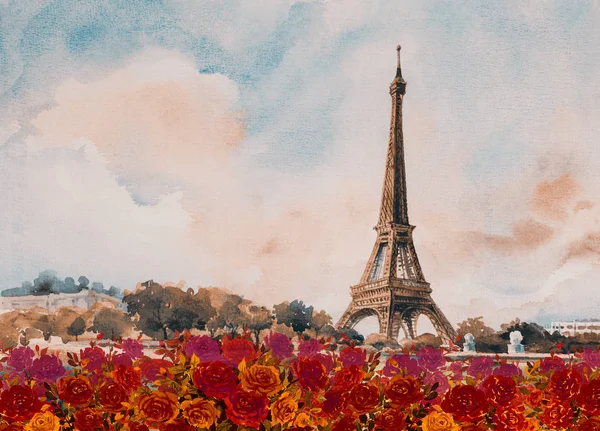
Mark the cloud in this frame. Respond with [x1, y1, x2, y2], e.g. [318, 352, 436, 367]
[530, 174, 582, 221]
[30, 47, 245, 204]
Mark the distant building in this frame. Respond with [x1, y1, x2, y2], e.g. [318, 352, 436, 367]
[549, 320, 600, 336]
[0, 289, 126, 314]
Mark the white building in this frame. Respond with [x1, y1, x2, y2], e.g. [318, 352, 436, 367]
[549, 320, 600, 337]
[0, 290, 126, 313]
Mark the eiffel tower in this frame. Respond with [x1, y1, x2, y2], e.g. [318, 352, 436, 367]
[337, 46, 456, 343]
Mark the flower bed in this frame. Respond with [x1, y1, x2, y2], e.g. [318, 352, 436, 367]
[1, 332, 600, 431]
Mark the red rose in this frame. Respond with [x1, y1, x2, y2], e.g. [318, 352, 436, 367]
[375, 408, 407, 430]
[579, 380, 600, 416]
[332, 416, 357, 431]
[320, 388, 349, 418]
[541, 400, 573, 429]
[330, 365, 364, 391]
[57, 376, 94, 407]
[577, 417, 600, 431]
[494, 406, 527, 431]
[193, 361, 238, 399]
[159, 419, 196, 431]
[0, 424, 25, 431]
[99, 381, 129, 411]
[126, 422, 150, 431]
[549, 368, 581, 401]
[139, 358, 174, 382]
[74, 408, 104, 431]
[221, 336, 257, 366]
[384, 375, 423, 407]
[482, 375, 518, 406]
[114, 365, 142, 392]
[224, 389, 268, 429]
[348, 383, 380, 415]
[525, 387, 544, 408]
[441, 384, 488, 422]
[292, 356, 329, 391]
[0, 385, 42, 422]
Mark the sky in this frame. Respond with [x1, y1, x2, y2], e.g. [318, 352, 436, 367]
[0, 0, 599, 332]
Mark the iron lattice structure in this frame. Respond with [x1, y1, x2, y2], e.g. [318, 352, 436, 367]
[337, 46, 456, 343]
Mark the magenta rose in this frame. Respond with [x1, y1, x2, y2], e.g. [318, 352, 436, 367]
[575, 362, 593, 383]
[264, 332, 293, 360]
[450, 361, 463, 381]
[7, 346, 34, 370]
[80, 346, 107, 371]
[467, 356, 494, 379]
[121, 338, 144, 359]
[492, 363, 522, 378]
[340, 346, 366, 368]
[30, 354, 65, 382]
[112, 353, 133, 368]
[416, 346, 445, 371]
[540, 356, 565, 373]
[424, 370, 450, 394]
[298, 338, 323, 357]
[583, 349, 600, 368]
[185, 336, 222, 362]
[383, 354, 423, 377]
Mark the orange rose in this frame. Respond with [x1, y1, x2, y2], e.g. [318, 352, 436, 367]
[181, 398, 218, 428]
[240, 364, 282, 396]
[57, 376, 94, 407]
[385, 375, 423, 407]
[99, 381, 129, 412]
[24, 411, 60, 431]
[271, 392, 298, 425]
[135, 391, 180, 425]
[293, 412, 311, 428]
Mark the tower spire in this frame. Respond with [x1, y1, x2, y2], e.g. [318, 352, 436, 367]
[377, 45, 408, 227]
[395, 44, 404, 80]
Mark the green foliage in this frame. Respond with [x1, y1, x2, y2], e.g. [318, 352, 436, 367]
[123, 281, 216, 340]
[273, 300, 314, 334]
[67, 316, 86, 341]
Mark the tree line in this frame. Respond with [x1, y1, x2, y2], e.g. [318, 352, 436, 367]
[0, 279, 364, 347]
[2, 270, 122, 298]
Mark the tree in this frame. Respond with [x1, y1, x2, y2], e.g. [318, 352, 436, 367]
[218, 294, 246, 333]
[245, 305, 273, 344]
[67, 317, 86, 342]
[107, 286, 121, 298]
[312, 310, 332, 336]
[456, 316, 496, 338]
[124, 281, 216, 340]
[78, 276, 90, 290]
[273, 300, 314, 334]
[91, 309, 132, 340]
[207, 315, 227, 337]
[33, 314, 58, 341]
